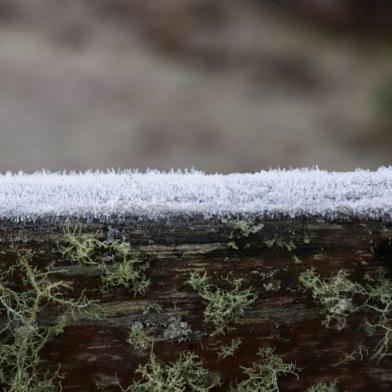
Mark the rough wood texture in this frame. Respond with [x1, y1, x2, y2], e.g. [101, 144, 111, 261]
[1, 216, 392, 391]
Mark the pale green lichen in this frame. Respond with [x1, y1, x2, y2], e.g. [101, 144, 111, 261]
[188, 271, 257, 336]
[128, 322, 155, 351]
[100, 258, 150, 297]
[0, 247, 93, 392]
[259, 269, 282, 292]
[300, 267, 392, 361]
[227, 220, 264, 249]
[58, 225, 99, 265]
[361, 271, 392, 361]
[230, 345, 298, 392]
[59, 227, 150, 297]
[332, 344, 368, 367]
[307, 381, 338, 392]
[291, 255, 302, 264]
[117, 351, 221, 392]
[299, 267, 359, 330]
[217, 338, 242, 359]
[227, 241, 239, 251]
[265, 237, 296, 252]
[230, 220, 264, 238]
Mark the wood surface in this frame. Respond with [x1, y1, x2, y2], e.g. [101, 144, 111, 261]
[0, 216, 391, 391]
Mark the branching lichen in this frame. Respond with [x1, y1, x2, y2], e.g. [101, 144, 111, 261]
[361, 271, 392, 361]
[0, 247, 93, 392]
[265, 237, 296, 252]
[58, 225, 99, 265]
[128, 322, 154, 351]
[332, 344, 368, 367]
[307, 381, 338, 392]
[300, 267, 392, 361]
[230, 346, 298, 392]
[117, 351, 221, 392]
[188, 271, 257, 335]
[100, 258, 150, 297]
[299, 267, 360, 330]
[217, 338, 242, 359]
[59, 227, 150, 297]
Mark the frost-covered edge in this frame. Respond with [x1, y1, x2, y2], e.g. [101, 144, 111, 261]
[0, 167, 392, 222]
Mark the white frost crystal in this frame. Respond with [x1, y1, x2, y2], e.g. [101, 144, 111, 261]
[0, 167, 391, 221]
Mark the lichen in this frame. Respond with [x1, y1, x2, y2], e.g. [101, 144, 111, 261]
[265, 237, 296, 252]
[230, 345, 298, 392]
[227, 220, 264, 249]
[162, 314, 193, 343]
[100, 258, 150, 297]
[217, 338, 242, 359]
[299, 267, 359, 330]
[59, 227, 150, 297]
[58, 225, 99, 265]
[230, 220, 264, 238]
[259, 269, 282, 292]
[307, 381, 338, 392]
[117, 351, 221, 392]
[332, 344, 368, 367]
[188, 271, 257, 336]
[128, 322, 154, 351]
[0, 246, 93, 392]
[361, 271, 392, 361]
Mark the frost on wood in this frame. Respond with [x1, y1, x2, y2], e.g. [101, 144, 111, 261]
[0, 167, 392, 222]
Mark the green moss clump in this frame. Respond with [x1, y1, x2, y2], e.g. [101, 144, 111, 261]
[188, 271, 257, 336]
[299, 267, 359, 330]
[0, 247, 93, 392]
[307, 381, 338, 392]
[231, 346, 298, 392]
[118, 352, 220, 392]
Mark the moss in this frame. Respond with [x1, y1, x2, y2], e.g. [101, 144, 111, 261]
[117, 351, 221, 392]
[188, 271, 257, 336]
[307, 381, 338, 392]
[230, 345, 298, 392]
[299, 267, 360, 330]
[217, 338, 242, 359]
[0, 247, 93, 392]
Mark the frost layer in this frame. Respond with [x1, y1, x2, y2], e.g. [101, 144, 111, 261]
[0, 168, 391, 222]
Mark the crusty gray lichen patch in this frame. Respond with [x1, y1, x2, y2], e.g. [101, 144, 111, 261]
[162, 315, 193, 342]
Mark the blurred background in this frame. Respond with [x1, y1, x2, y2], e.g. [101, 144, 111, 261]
[0, 0, 391, 173]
